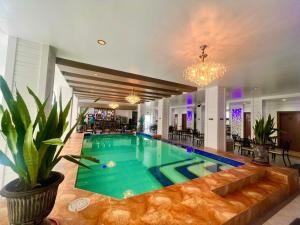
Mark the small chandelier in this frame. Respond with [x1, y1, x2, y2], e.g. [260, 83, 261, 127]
[109, 102, 119, 109]
[183, 45, 226, 87]
[125, 89, 141, 104]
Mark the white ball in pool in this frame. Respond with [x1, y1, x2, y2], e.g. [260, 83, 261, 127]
[106, 161, 116, 168]
[123, 189, 134, 198]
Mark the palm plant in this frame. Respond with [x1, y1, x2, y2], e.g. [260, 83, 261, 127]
[253, 114, 277, 146]
[0, 75, 99, 190]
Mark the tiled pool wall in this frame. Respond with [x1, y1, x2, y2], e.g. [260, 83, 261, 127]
[133, 132, 244, 167]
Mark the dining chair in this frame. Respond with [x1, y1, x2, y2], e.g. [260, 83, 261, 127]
[269, 140, 292, 166]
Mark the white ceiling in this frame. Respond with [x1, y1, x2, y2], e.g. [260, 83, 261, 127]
[1, 0, 300, 99]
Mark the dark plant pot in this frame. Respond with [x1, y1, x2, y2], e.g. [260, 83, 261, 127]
[253, 145, 270, 166]
[77, 124, 84, 133]
[0, 171, 64, 225]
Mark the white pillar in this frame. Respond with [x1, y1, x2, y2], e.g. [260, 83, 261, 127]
[137, 103, 144, 131]
[0, 36, 56, 190]
[196, 104, 205, 133]
[204, 86, 226, 150]
[157, 98, 169, 139]
[70, 92, 79, 128]
[3, 36, 56, 116]
[250, 97, 263, 138]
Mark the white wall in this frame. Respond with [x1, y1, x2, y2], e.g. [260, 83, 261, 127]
[53, 65, 74, 129]
[115, 110, 133, 119]
[263, 99, 300, 133]
[168, 90, 205, 131]
[170, 106, 195, 130]
[6, 38, 56, 116]
[228, 95, 300, 139]
[0, 30, 8, 80]
[70, 94, 79, 127]
[205, 86, 226, 150]
[158, 98, 169, 139]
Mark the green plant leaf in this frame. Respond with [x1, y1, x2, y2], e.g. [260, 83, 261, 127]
[1, 110, 18, 155]
[23, 123, 39, 187]
[62, 155, 90, 169]
[0, 76, 15, 113]
[42, 138, 64, 146]
[16, 90, 31, 128]
[70, 155, 100, 163]
[35, 101, 58, 148]
[0, 104, 4, 117]
[0, 77, 25, 136]
[28, 87, 48, 131]
[0, 150, 16, 168]
[52, 123, 77, 165]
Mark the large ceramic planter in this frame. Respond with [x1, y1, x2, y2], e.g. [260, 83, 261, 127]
[0, 171, 64, 225]
[253, 145, 270, 166]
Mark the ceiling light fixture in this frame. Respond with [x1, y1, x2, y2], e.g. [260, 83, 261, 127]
[183, 45, 226, 87]
[97, 39, 106, 46]
[109, 102, 119, 109]
[125, 89, 141, 104]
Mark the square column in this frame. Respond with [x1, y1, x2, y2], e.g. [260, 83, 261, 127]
[157, 98, 169, 139]
[0, 36, 56, 190]
[137, 103, 144, 131]
[250, 98, 263, 138]
[196, 104, 205, 133]
[204, 86, 226, 150]
[4, 36, 56, 115]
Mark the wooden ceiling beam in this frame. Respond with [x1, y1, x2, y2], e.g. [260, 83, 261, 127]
[64, 72, 181, 94]
[68, 80, 171, 97]
[73, 88, 161, 99]
[74, 93, 150, 102]
[56, 57, 197, 92]
[74, 91, 155, 100]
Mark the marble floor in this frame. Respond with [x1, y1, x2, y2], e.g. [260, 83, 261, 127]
[262, 194, 300, 225]
[168, 136, 300, 225]
[0, 133, 299, 225]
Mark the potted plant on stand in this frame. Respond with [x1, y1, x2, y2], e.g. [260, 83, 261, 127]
[253, 114, 277, 166]
[77, 113, 87, 133]
[0, 76, 99, 225]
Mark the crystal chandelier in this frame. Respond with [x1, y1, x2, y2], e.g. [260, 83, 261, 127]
[183, 45, 226, 87]
[109, 102, 119, 109]
[125, 89, 141, 104]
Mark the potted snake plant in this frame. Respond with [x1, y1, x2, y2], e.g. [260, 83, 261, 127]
[0, 76, 99, 225]
[253, 114, 277, 165]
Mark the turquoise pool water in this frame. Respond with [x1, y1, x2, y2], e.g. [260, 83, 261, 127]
[75, 134, 241, 199]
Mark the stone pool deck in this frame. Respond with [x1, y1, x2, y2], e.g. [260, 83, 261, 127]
[0, 133, 299, 225]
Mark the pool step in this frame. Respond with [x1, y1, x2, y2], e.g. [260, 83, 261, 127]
[211, 168, 292, 225]
[148, 159, 231, 186]
[211, 166, 266, 197]
[148, 159, 193, 186]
